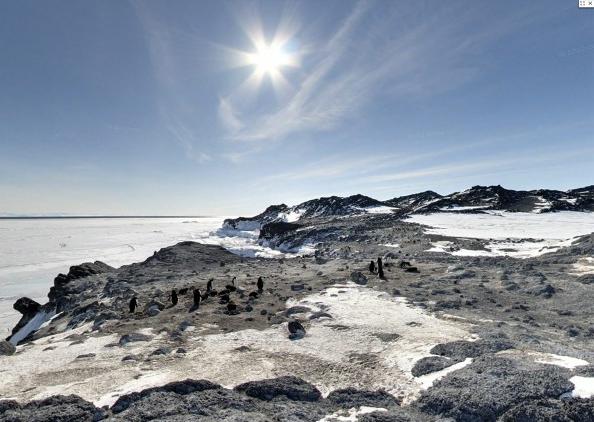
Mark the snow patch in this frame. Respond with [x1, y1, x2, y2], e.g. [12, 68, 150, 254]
[0, 283, 472, 407]
[317, 406, 387, 421]
[414, 358, 473, 391]
[533, 353, 589, 369]
[408, 211, 594, 258]
[569, 376, 594, 399]
[9, 309, 55, 345]
[438, 205, 489, 211]
[571, 257, 594, 275]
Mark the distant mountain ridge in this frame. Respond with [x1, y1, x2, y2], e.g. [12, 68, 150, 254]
[223, 185, 594, 230]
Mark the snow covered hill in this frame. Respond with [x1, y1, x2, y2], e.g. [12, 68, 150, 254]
[223, 185, 594, 231]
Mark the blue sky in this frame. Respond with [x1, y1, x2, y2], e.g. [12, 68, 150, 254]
[1, 0, 592, 215]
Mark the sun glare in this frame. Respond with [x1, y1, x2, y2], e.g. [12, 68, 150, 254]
[248, 43, 291, 76]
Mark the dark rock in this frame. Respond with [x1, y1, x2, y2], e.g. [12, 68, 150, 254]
[13, 297, 41, 316]
[234, 376, 322, 402]
[111, 379, 221, 413]
[49, 261, 114, 312]
[414, 356, 573, 421]
[326, 388, 401, 408]
[8, 297, 43, 339]
[290, 284, 305, 291]
[0, 394, 104, 421]
[119, 333, 153, 346]
[75, 353, 96, 359]
[259, 221, 301, 240]
[411, 356, 460, 377]
[284, 306, 311, 317]
[350, 271, 368, 285]
[150, 347, 171, 356]
[430, 338, 513, 361]
[0, 340, 16, 356]
[121, 354, 140, 362]
[500, 398, 594, 421]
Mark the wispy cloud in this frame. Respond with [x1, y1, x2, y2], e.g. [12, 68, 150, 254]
[218, 97, 243, 134]
[224, 1, 539, 143]
[164, 113, 212, 164]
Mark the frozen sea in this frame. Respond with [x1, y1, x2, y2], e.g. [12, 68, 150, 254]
[0, 216, 293, 336]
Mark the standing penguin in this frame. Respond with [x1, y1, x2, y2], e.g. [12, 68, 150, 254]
[193, 288, 201, 309]
[369, 260, 376, 274]
[171, 289, 178, 306]
[257, 276, 264, 292]
[206, 278, 213, 292]
[129, 297, 138, 314]
[377, 257, 385, 279]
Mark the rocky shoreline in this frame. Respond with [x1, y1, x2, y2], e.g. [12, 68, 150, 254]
[1, 199, 594, 421]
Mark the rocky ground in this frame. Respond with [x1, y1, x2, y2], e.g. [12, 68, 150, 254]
[1, 211, 594, 421]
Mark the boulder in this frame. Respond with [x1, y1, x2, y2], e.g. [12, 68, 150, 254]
[8, 297, 43, 339]
[0, 340, 16, 356]
[234, 376, 321, 402]
[350, 271, 368, 285]
[13, 297, 41, 316]
[288, 320, 306, 340]
[119, 333, 153, 346]
[411, 356, 459, 377]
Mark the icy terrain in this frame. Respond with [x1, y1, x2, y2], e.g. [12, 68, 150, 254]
[0, 283, 473, 407]
[408, 211, 594, 258]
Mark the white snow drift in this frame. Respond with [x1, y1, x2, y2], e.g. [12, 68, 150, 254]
[408, 211, 594, 258]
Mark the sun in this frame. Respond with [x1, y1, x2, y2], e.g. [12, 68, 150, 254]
[247, 42, 291, 76]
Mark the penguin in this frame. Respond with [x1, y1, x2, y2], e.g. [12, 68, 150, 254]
[171, 289, 178, 306]
[369, 260, 376, 274]
[257, 276, 264, 292]
[129, 297, 138, 314]
[377, 257, 385, 279]
[206, 278, 213, 292]
[193, 288, 201, 309]
[248, 291, 259, 299]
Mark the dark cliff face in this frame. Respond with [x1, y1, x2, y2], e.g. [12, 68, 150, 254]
[223, 204, 289, 230]
[293, 194, 384, 219]
[48, 261, 115, 313]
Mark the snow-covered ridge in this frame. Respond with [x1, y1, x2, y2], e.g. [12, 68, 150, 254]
[223, 185, 594, 232]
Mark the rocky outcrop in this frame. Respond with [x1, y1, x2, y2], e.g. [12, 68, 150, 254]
[414, 356, 574, 421]
[48, 261, 114, 312]
[0, 395, 104, 421]
[234, 376, 322, 402]
[8, 297, 42, 339]
[259, 221, 301, 241]
[223, 204, 289, 230]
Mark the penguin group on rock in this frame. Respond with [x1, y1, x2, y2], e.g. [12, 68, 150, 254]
[126, 274, 267, 317]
